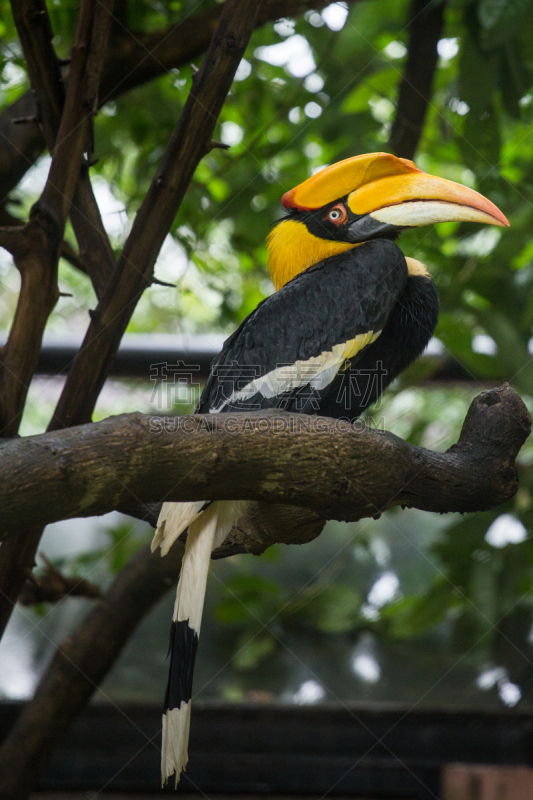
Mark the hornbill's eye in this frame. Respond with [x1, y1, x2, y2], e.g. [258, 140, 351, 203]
[326, 204, 347, 225]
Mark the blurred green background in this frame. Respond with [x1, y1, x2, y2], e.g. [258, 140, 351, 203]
[1, 0, 533, 712]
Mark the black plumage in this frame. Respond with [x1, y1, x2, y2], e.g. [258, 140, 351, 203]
[197, 239, 412, 416]
[165, 621, 199, 710]
[319, 274, 440, 421]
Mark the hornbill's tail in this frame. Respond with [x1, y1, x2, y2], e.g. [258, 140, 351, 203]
[153, 499, 248, 786]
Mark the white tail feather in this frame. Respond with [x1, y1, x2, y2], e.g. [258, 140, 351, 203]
[173, 504, 219, 629]
[157, 499, 250, 785]
[162, 703, 191, 788]
[151, 500, 205, 556]
[161, 506, 219, 785]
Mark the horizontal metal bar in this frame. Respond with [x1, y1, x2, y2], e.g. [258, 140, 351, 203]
[0, 332, 226, 380]
[0, 333, 486, 383]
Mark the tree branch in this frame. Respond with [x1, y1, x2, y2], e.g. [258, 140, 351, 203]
[0, 383, 529, 799]
[387, 0, 446, 160]
[0, 0, 114, 637]
[8, 0, 65, 148]
[8, 0, 116, 300]
[0, 221, 58, 436]
[36, 0, 112, 232]
[0, 385, 529, 541]
[54, 0, 117, 301]
[0, 0, 364, 204]
[18, 554, 101, 605]
[70, 171, 116, 299]
[49, 0, 262, 431]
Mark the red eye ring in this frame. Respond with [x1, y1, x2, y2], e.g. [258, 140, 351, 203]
[325, 203, 348, 226]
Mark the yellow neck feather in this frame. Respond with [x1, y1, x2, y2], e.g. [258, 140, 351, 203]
[266, 219, 359, 291]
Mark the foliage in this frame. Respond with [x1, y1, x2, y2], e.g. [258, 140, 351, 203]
[2, 0, 533, 704]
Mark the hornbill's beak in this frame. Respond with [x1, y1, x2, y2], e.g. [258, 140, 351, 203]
[281, 152, 509, 242]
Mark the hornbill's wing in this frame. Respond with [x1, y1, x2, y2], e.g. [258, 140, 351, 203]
[197, 239, 408, 416]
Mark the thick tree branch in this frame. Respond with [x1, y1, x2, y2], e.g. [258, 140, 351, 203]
[0, 385, 529, 539]
[0, 222, 58, 436]
[0, 540, 185, 800]
[387, 0, 446, 160]
[49, 0, 262, 431]
[0, 0, 364, 204]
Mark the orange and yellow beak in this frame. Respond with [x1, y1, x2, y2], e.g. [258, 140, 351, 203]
[282, 152, 509, 231]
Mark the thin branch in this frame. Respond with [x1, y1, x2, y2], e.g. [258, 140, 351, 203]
[63, 0, 117, 301]
[0, 385, 529, 538]
[37, 0, 111, 231]
[387, 0, 446, 160]
[18, 554, 101, 605]
[70, 171, 116, 300]
[8, 0, 116, 299]
[50, 0, 262, 431]
[59, 238, 88, 271]
[0, 224, 27, 257]
[8, 0, 65, 149]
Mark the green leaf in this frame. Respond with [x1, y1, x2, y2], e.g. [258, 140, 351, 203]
[499, 42, 531, 118]
[459, 34, 498, 113]
[460, 104, 502, 175]
[383, 582, 456, 639]
[298, 584, 362, 633]
[232, 632, 276, 671]
[214, 574, 282, 625]
[342, 67, 398, 114]
[478, 0, 533, 48]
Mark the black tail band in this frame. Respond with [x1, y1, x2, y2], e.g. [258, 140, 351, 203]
[164, 619, 199, 711]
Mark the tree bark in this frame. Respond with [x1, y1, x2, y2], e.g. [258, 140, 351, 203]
[0, 385, 529, 550]
[388, 0, 446, 160]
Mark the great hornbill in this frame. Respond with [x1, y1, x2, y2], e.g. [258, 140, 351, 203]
[151, 152, 508, 785]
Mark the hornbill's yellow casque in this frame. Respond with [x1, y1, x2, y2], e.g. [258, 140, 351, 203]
[151, 152, 508, 785]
